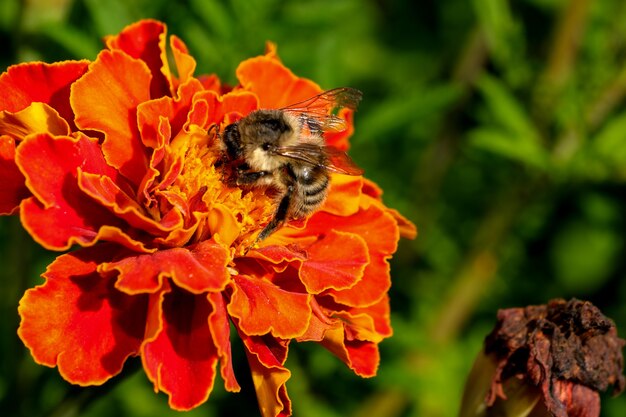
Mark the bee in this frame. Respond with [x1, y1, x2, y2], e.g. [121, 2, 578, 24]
[215, 87, 364, 241]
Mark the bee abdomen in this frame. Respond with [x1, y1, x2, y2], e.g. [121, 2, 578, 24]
[299, 179, 328, 213]
[303, 187, 327, 205]
[304, 175, 329, 195]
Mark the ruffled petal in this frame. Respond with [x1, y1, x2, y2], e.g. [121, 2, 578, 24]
[240, 333, 292, 417]
[137, 80, 202, 150]
[208, 292, 240, 392]
[299, 230, 369, 293]
[329, 254, 391, 307]
[170, 35, 197, 89]
[297, 298, 342, 342]
[78, 170, 180, 236]
[320, 327, 380, 377]
[71, 49, 151, 185]
[0, 60, 89, 129]
[0, 136, 28, 214]
[196, 89, 259, 128]
[142, 286, 219, 410]
[0, 102, 70, 140]
[362, 178, 383, 199]
[236, 54, 320, 109]
[104, 19, 170, 98]
[300, 205, 399, 307]
[247, 245, 307, 265]
[321, 175, 363, 216]
[17, 246, 148, 385]
[309, 205, 399, 255]
[349, 294, 393, 339]
[16, 133, 132, 250]
[386, 206, 418, 239]
[228, 275, 311, 339]
[104, 239, 230, 294]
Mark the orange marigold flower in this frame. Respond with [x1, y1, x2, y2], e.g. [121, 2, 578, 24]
[0, 19, 416, 416]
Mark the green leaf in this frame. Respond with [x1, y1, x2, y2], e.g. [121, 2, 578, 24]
[476, 74, 536, 138]
[468, 128, 548, 169]
[591, 111, 626, 169]
[0, 0, 20, 31]
[38, 24, 101, 60]
[82, 0, 137, 36]
[469, 75, 548, 169]
[358, 84, 461, 143]
[550, 221, 622, 293]
[189, 0, 234, 39]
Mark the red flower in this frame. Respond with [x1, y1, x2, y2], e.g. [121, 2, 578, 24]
[0, 20, 416, 416]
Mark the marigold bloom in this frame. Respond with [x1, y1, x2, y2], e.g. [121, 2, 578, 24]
[0, 20, 416, 416]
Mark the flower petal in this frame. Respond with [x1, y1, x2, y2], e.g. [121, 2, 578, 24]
[240, 333, 292, 417]
[195, 89, 259, 128]
[320, 327, 380, 377]
[17, 246, 148, 385]
[236, 54, 320, 109]
[302, 205, 399, 307]
[362, 178, 383, 199]
[352, 294, 393, 339]
[331, 306, 385, 343]
[0, 136, 28, 214]
[16, 133, 133, 250]
[553, 379, 600, 417]
[386, 206, 418, 239]
[208, 292, 240, 392]
[247, 245, 307, 265]
[78, 170, 180, 236]
[322, 174, 362, 216]
[329, 254, 391, 307]
[105, 19, 170, 98]
[299, 230, 369, 293]
[0, 102, 70, 140]
[142, 286, 219, 410]
[228, 275, 312, 339]
[297, 298, 342, 342]
[170, 35, 197, 89]
[137, 80, 202, 150]
[0, 60, 89, 129]
[71, 49, 151, 185]
[104, 239, 230, 294]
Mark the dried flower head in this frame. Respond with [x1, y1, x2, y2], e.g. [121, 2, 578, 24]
[460, 298, 625, 417]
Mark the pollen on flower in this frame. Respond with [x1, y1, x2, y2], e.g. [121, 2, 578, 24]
[170, 132, 275, 254]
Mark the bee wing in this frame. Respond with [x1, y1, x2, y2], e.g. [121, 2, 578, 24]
[280, 87, 363, 134]
[324, 146, 364, 175]
[275, 144, 364, 176]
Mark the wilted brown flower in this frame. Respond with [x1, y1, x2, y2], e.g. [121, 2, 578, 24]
[460, 298, 625, 417]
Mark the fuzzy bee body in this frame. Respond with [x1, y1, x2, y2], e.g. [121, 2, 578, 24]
[216, 88, 363, 241]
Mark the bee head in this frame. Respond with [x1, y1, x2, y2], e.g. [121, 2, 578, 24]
[239, 110, 296, 170]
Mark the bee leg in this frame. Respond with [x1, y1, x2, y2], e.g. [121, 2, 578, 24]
[257, 184, 293, 241]
[235, 169, 271, 186]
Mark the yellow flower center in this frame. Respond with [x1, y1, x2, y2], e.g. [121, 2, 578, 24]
[168, 126, 275, 256]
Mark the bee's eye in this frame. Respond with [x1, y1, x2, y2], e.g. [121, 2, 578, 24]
[262, 143, 271, 151]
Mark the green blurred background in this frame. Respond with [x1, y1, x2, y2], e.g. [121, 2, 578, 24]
[1, 0, 625, 416]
